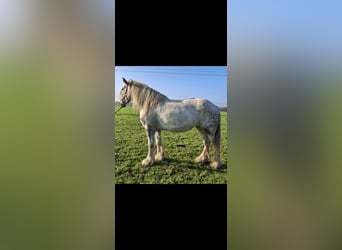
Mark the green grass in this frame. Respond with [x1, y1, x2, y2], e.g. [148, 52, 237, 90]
[114, 104, 228, 184]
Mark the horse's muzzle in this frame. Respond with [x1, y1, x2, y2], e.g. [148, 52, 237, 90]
[120, 103, 126, 107]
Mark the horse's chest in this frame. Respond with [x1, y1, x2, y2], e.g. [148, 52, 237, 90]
[140, 114, 158, 129]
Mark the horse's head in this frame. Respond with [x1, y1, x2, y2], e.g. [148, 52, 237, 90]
[119, 77, 132, 107]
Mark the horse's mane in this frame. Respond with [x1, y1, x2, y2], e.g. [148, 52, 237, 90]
[129, 80, 168, 114]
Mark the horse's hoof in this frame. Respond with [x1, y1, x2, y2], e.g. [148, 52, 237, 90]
[194, 156, 209, 163]
[142, 158, 154, 167]
[155, 153, 165, 161]
[210, 161, 221, 169]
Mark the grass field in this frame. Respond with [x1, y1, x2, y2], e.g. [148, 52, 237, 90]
[114, 104, 228, 184]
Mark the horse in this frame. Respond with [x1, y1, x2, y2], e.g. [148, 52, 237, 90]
[118, 77, 221, 169]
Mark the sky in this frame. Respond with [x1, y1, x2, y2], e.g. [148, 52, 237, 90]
[115, 66, 228, 107]
[0, 0, 30, 47]
[229, 0, 342, 69]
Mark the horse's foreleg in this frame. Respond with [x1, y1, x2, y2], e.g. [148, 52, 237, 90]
[142, 128, 155, 167]
[154, 130, 164, 161]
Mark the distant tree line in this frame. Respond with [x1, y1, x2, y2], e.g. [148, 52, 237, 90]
[218, 106, 227, 112]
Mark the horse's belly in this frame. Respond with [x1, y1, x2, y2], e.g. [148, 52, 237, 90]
[162, 123, 195, 132]
[157, 110, 198, 132]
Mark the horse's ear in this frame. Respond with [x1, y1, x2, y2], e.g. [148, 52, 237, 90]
[122, 77, 129, 85]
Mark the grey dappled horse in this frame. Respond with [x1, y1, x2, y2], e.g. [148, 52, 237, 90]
[119, 78, 221, 169]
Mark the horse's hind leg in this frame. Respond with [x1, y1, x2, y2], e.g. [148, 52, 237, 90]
[194, 127, 210, 163]
[142, 128, 155, 167]
[197, 125, 221, 169]
[208, 122, 221, 170]
[154, 130, 164, 161]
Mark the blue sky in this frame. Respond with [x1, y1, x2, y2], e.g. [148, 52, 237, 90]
[115, 66, 228, 107]
[229, 0, 342, 67]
